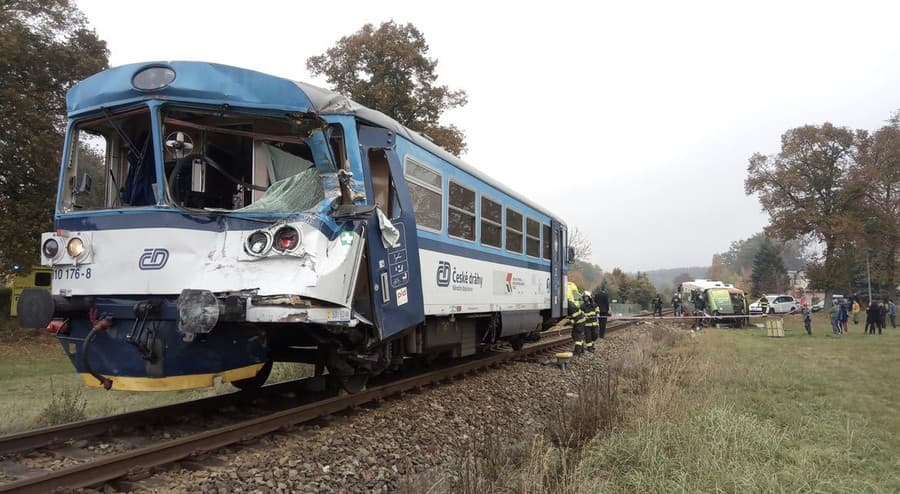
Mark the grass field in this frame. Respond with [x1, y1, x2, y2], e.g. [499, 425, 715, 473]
[576, 313, 900, 493]
[0, 319, 312, 434]
[0, 321, 219, 433]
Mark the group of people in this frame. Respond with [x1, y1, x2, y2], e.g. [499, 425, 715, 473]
[567, 283, 611, 355]
[826, 297, 895, 336]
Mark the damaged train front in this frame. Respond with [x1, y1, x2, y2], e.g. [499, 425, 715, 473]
[17, 93, 379, 392]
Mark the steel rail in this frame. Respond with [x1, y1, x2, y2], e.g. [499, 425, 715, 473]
[0, 332, 577, 493]
[0, 311, 667, 492]
[0, 321, 572, 457]
[0, 376, 319, 457]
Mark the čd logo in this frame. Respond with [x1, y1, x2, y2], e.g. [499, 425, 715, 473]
[436, 261, 451, 287]
[139, 248, 170, 270]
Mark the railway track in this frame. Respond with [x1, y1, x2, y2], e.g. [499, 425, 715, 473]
[0, 313, 665, 493]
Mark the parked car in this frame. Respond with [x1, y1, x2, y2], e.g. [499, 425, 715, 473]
[810, 295, 846, 313]
[749, 295, 800, 314]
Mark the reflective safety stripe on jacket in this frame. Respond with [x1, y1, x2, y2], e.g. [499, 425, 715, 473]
[571, 308, 586, 325]
[584, 307, 599, 326]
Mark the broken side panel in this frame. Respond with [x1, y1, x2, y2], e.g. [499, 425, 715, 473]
[358, 126, 425, 338]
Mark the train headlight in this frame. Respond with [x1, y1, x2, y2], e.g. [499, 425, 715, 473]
[245, 231, 272, 256]
[67, 237, 85, 258]
[42, 238, 60, 259]
[132, 65, 176, 91]
[273, 226, 300, 252]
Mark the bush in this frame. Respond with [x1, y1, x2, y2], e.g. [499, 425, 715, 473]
[35, 379, 88, 427]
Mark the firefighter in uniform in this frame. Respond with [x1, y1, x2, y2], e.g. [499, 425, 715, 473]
[582, 291, 599, 353]
[567, 282, 586, 355]
[759, 293, 769, 316]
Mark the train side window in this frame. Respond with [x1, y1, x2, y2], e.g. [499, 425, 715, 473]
[542, 224, 551, 260]
[506, 208, 523, 254]
[448, 181, 475, 241]
[480, 196, 502, 248]
[526, 217, 540, 257]
[368, 149, 394, 217]
[404, 158, 442, 232]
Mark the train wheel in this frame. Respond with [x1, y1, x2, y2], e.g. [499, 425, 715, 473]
[232, 360, 273, 391]
[510, 334, 526, 351]
[338, 374, 369, 394]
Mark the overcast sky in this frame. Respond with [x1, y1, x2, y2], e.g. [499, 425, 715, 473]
[76, 0, 900, 272]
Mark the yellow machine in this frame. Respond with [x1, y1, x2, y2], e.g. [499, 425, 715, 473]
[10, 267, 52, 317]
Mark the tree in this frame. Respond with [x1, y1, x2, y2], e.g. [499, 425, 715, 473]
[630, 272, 657, 309]
[750, 239, 787, 296]
[746, 123, 860, 303]
[716, 232, 805, 291]
[706, 254, 735, 284]
[0, 0, 108, 278]
[307, 21, 468, 155]
[853, 118, 900, 301]
[568, 227, 592, 267]
[567, 270, 587, 291]
[673, 272, 694, 286]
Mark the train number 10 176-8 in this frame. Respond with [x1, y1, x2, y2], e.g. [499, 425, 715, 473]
[54, 267, 92, 280]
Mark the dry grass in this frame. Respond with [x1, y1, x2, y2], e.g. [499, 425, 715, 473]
[34, 378, 88, 427]
[401, 326, 696, 494]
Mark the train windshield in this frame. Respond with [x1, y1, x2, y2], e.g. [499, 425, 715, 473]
[61, 106, 344, 214]
[61, 108, 155, 212]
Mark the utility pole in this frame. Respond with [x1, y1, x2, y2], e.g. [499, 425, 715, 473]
[866, 249, 873, 303]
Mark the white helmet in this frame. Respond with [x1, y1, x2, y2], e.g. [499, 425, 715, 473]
[583, 290, 591, 297]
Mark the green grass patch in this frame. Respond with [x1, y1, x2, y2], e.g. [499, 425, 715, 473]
[576, 314, 900, 493]
[0, 326, 222, 433]
[0, 323, 315, 433]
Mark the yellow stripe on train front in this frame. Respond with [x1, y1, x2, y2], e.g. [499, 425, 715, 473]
[78, 363, 265, 391]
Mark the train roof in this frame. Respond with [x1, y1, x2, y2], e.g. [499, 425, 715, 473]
[680, 279, 736, 290]
[67, 61, 564, 223]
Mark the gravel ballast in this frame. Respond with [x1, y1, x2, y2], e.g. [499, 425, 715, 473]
[143, 322, 675, 493]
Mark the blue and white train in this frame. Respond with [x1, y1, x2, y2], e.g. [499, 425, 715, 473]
[17, 62, 570, 392]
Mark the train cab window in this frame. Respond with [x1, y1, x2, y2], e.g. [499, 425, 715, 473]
[542, 224, 551, 260]
[161, 108, 328, 212]
[526, 218, 541, 257]
[404, 158, 442, 231]
[506, 208, 523, 253]
[480, 197, 502, 248]
[448, 181, 475, 241]
[61, 109, 154, 212]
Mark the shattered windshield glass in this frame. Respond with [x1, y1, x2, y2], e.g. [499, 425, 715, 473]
[161, 108, 341, 214]
[61, 107, 345, 215]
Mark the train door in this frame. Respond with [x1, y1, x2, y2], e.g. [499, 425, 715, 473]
[357, 126, 425, 338]
[551, 221, 565, 318]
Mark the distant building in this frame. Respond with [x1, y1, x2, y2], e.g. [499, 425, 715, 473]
[787, 270, 809, 291]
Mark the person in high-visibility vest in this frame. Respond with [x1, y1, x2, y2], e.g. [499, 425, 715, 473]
[582, 292, 599, 353]
[566, 281, 581, 305]
[566, 282, 586, 355]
